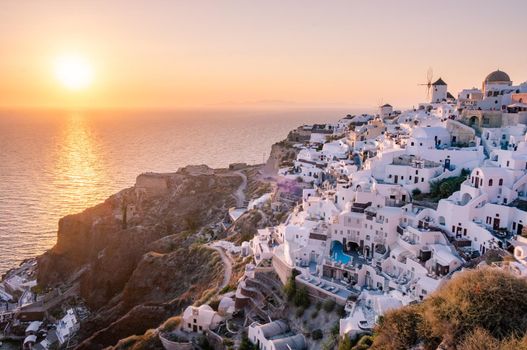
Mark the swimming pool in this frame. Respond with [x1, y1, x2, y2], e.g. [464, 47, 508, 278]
[330, 241, 352, 264]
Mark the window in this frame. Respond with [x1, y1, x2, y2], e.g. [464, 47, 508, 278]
[507, 161, 510, 167]
[415, 170, 418, 175]
[411, 142, 414, 146]
[488, 179, 493, 186]
[421, 178, 424, 182]
[499, 178, 503, 186]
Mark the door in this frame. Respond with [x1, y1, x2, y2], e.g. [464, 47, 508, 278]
[445, 158, 451, 170]
[493, 218, 500, 231]
[475, 177, 479, 189]
[517, 223, 523, 236]
[394, 175, 398, 184]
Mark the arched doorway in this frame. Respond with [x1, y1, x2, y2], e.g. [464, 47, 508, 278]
[461, 192, 472, 205]
[347, 241, 359, 252]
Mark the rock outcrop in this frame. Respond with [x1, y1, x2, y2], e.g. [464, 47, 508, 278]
[36, 165, 250, 348]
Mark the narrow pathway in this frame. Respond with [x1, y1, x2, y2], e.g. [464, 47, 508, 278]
[233, 171, 247, 207]
[209, 244, 233, 290]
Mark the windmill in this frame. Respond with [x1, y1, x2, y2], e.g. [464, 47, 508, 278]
[418, 67, 434, 99]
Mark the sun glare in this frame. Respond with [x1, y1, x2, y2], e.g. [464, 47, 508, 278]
[54, 54, 94, 91]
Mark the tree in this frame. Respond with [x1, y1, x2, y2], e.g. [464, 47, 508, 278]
[338, 335, 352, 350]
[239, 335, 255, 350]
[284, 275, 297, 301]
[323, 299, 336, 313]
[293, 286, 310, 308]
[312, 329, 324, 340]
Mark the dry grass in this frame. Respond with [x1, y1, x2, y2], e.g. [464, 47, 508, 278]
[372, 268, 527, 350]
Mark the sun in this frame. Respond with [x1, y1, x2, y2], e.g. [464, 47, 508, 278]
[54, 54, 94, 91]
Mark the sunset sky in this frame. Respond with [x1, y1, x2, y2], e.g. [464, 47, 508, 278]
[1, 0, 526, 110]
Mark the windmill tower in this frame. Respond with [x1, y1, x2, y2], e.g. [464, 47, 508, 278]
[431, 78, 448, 103]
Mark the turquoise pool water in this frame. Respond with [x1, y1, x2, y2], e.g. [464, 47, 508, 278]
[330, 241, 352, 264]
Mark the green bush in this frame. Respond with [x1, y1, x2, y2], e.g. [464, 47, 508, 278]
[295, 306, 305, 318]
[239, 335, 255, 350]
[323, 299, 336, 313]
[338, 335, 352, 350]
[312, 329, 324, 340]
[336, 305, 346, 317]
[293, 286, 310, 308]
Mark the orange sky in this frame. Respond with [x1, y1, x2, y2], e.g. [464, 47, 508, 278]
[1, 0, 526, 110]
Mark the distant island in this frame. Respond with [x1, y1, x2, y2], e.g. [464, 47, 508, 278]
[2, 69, 527, 350]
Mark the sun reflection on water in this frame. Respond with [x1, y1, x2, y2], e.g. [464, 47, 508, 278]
[51, 113, 109, 214]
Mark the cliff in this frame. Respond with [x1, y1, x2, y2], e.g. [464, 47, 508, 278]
[36, 165, 254, 348]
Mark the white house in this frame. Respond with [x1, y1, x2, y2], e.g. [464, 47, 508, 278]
[56, 309, 80, 345]
[182, 305, 223, 334]
[248, 320, 306, 350]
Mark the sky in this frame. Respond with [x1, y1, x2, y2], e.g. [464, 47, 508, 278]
[1, 0, 526, 110]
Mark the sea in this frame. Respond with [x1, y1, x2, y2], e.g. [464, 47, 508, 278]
[0, 107, 365, 275]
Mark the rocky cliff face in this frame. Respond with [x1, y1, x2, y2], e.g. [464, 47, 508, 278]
[37, 165, 247, 348]
[263, 127, 307, 175]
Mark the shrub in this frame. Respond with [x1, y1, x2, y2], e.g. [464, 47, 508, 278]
[412, 188, 422, 196]
[295, 307, 305, 318]
[336, 305, 346, 317]
[311, 310, 319, 319]
[293, 286, 310, 308]
[239, 335, 255, 350]
[312, 329, 324, 340]
[373, 305, 422, 349]
[331, 322, 340, 335]
[219, 284, 236, 294]
[338, 334, 352, 350]
[323, 299, 336, 313]
[160, 317, 181, 332]
[373, 269, 527, 349]
[284, 270, 300, 301]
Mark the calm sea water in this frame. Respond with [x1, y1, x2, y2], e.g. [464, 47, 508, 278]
[0, 108, 360, 274]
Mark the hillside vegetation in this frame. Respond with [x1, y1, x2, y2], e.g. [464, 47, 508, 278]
[370, 268, 527, 350]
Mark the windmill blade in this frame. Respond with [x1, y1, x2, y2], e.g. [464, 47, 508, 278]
[427, 67, 433, 84]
